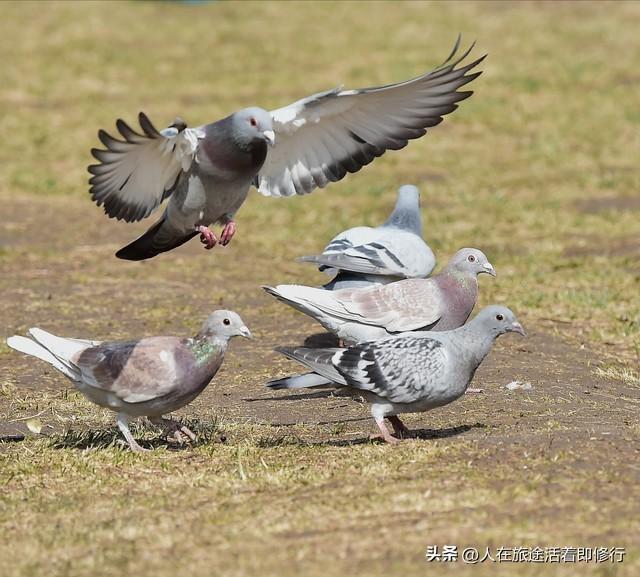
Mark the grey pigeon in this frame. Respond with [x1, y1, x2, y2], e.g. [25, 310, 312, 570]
[6, 310, 251, 452]
[88, 38, 483, 260]
[267, 305, 525, 443]
[298, 185, 436, 290]
[263, 248, 496, 344]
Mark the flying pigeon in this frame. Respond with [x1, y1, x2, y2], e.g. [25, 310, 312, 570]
[263, 248, 495, 344]
[267, 305, 525, 443]
[7, 310, 251, 452]
[298, 184, 436, 290]
[88, 38, 484, 260]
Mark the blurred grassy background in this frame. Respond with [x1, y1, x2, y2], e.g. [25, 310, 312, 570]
[1, 2, 639, 577]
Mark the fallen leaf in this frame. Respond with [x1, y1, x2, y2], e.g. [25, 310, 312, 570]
[26, 418, 43, 435]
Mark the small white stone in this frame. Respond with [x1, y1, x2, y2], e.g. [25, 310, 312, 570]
[505, 380, 532, 391]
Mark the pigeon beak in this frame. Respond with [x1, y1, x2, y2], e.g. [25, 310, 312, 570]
[240, 326, 253, 339]
[510, 322, 527, 337]
[262, 130, 275, 147]
[483, 262, 497, 277]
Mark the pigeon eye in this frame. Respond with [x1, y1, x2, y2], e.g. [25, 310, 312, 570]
[496, 314, 504, 321]
[468, 255, 476, 262]
[223, 318, 231, 326]
[249, 117, 257, 127]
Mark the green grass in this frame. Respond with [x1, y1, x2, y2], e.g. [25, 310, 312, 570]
[1, 1, 640, 576]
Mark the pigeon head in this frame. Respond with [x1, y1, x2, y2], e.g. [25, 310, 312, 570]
[201, 310, 252, 339]
[449, 248, 496, 277]
[231, 108, 275, 148]
[473, 305, 526, 337]
[383, 184, 422, 234]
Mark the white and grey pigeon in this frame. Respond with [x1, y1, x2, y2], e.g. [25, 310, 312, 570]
[6, 310, 251, 452]
[88, 38, 484, 260]
[267, 305, 526, 443]
[263, 248, 496, 344]
[298, 184, 436, 290]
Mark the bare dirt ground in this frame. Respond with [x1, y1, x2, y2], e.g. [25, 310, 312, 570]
[2, 196, 639, 577]
[2, 196, 637, 450]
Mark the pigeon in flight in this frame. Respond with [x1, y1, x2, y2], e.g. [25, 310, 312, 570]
[268, 305, 526, 443]
[264, 248, 495, 344]
[88, 38, 484, 260]
[7, 311, 251, 452]
[298, 184, 436, 290]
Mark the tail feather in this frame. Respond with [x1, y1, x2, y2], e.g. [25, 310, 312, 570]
[274, 346, 346, 385]
[296, 255, 335, 274]
[299, 252, 389, 276]
[116, 217, 197, 261]
[27, 328, 89, 364]
[7, 335, 78, 380]
[266, 372, 333, 390]
[262, 284, 350, 319]
[296, 255, 322, 265]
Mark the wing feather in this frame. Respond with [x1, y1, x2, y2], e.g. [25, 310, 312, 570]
[334, 337, 448, 404]
[88, 113, 204, 222]
[257, 39, 484, 198]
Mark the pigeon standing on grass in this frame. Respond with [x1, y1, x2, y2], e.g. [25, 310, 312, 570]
[267, 306, 525, 443]
[264, 248, 496, 344]
[298, 185, 436, 290]
[88, 38, 484, 260]
[7, 311, 251, 452]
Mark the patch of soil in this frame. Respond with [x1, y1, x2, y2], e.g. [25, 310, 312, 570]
[575, 195, 640, 214]
[1, 193, 638, 462]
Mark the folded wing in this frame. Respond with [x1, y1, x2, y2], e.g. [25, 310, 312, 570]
[334, 337, 447, 403]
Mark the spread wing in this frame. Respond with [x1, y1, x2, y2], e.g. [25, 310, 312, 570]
[88, 113, 204, 222]
[256, 38, 484, 198]
[334, 337, 447, 404]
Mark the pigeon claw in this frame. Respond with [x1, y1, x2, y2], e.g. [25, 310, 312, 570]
[219, 220, 237, 247]
[372, 418, 402, 444]
[197, 226, 217, 250]
[388, 415, 411, 438]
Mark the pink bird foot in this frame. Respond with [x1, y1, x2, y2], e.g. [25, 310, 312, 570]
[465, 388, 484, 394]
[370, 418, 401, 444]
[196, 226, 217, 250]
[219, 220, 237, 246]
[388, 415, 411, 438]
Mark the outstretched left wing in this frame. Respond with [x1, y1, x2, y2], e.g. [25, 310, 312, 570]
[88, 113, 204, 222]
[256, 38, 484, 198]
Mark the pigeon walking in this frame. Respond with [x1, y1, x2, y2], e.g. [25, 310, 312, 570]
[298, 185, 436, 290]
[7, 311, 251, 452]
[267, 306, 525, 443]
[89, 38, 483, 260]
[263, 248, 495, 344]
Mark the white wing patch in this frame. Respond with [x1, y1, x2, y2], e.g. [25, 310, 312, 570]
[89, 112, 204, 222]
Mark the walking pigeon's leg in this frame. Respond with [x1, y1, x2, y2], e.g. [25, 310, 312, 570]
[465, 388, 484, 394]
[388, 415, 411, 438]
[196, 226, 217, 250]
[219, 219, 236, 246]
[116, 413, 149, 453]
[370, 417, 401, 444]
[149, 416, 197, 443]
